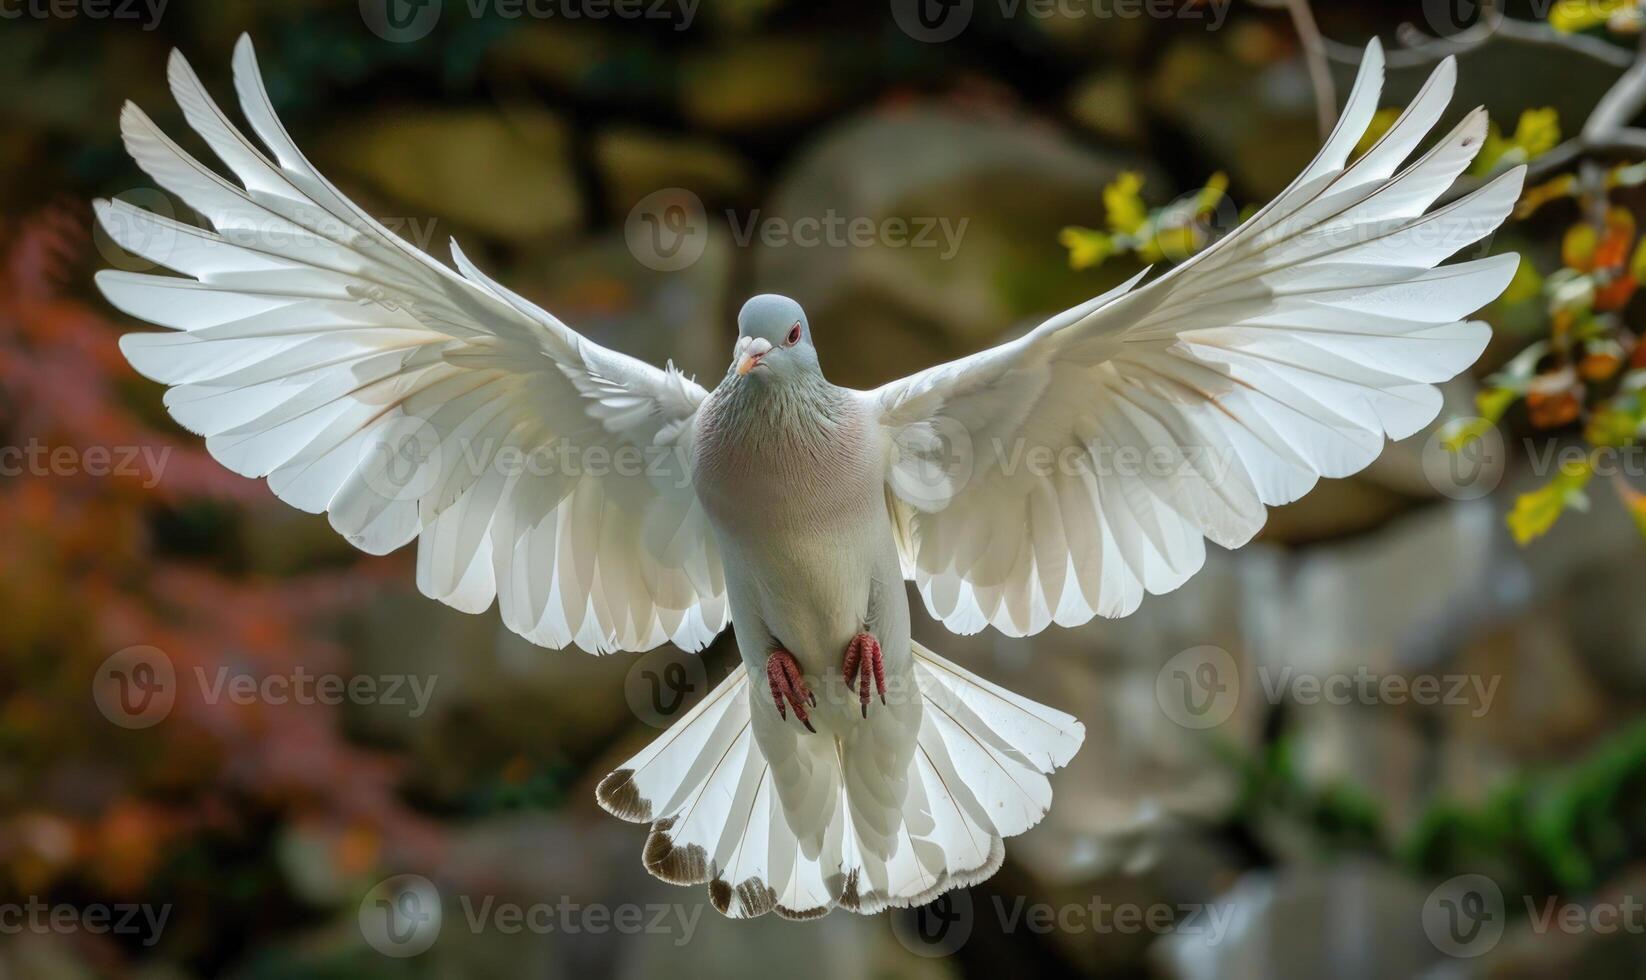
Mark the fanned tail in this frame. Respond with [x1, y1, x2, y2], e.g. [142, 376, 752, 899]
[596, 642, 1084, 918]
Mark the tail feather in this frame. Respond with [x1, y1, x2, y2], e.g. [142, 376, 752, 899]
[597, 642, 1085, 917]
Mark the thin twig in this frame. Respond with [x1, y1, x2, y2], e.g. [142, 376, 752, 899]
[1585, 32, 1646, 139]
[1315, 0, 1634, 70]
[1284, 0, 1336, 137]
[1284, 4, 1646, 204]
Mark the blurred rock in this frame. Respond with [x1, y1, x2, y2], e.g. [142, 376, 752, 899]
[917, 542, 1270, 886]
[680, 38, 845, 131]
[335, 811, 959, 980]
[593, 127, 753, 218]
[1154, 861, 1446, 979]
[1442, 868, 1646, 979]
[320, 107, 582, 243]
[513, 227, 737, 381]
[1255, 502, 1501, 687]
[489, 22, 633, 94]
[1020, 5, 1152, 59]
[753, 104, 1154, 389]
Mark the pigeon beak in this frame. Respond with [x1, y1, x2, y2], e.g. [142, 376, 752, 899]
[736, 337, 773, 377]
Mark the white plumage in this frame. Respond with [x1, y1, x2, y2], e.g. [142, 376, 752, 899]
[98, 37, 1519, 918]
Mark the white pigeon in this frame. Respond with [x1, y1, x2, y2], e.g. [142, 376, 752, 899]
[97, 36, 1522, 918]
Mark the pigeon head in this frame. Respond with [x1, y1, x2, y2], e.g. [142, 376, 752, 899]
[731, 294, 819, 383]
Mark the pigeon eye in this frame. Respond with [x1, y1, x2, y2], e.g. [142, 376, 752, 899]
[786, 324, 802, 346]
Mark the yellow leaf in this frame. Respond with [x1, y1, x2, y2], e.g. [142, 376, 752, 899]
[1564, 223, 1599, 271]
[1059, 226, 1116, 270]
[1194, 171, 1229, 215]
[1586, 405, 1640, 447]
[1353, 108, 1402, 158]
[1470, 120, 1511, 177]
[1516, 173, 1576, 218]
[1478, 386, 1519, 423]
[1441, 416, 1498, 454]
[1141, 225, 1202, 264]
[1506, 455, 1594, 546]
[1629, 234, 1646, 282]
[1501, 256, 1544, 304]
[1441, 387, 1517, 453]
[1549, 0, 1631, 32]
[1472, 109, 1561, 177]
[1511, 107, 1561, 159]
[1103, 171, 1149, 235]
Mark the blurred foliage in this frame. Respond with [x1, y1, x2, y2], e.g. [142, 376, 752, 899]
[1232, 716, 1646, 918]
[5, 0, 1646, 974]
[1059, 170, 1234, 269]
[0, 208, 443, 973]
[1446, 165, 1646, 545]
[1551, 0, 1646, 34]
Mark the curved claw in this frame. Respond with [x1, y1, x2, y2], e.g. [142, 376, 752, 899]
[765, 649, 815, 733]
[842, 633, 885, 718]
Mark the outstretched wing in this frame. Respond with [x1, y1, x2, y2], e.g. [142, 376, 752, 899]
[876, 41, 1522, 637]
[96, 37, 727, 654]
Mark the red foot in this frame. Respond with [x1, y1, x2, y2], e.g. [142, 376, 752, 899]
[765, 649, 815, 733]
[842, 633, 886, 718]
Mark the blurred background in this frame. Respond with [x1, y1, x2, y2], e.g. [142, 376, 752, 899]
[5, 0, 1646, 976]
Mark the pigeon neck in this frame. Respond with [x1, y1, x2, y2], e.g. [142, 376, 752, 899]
[715, 369, 845, 450]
